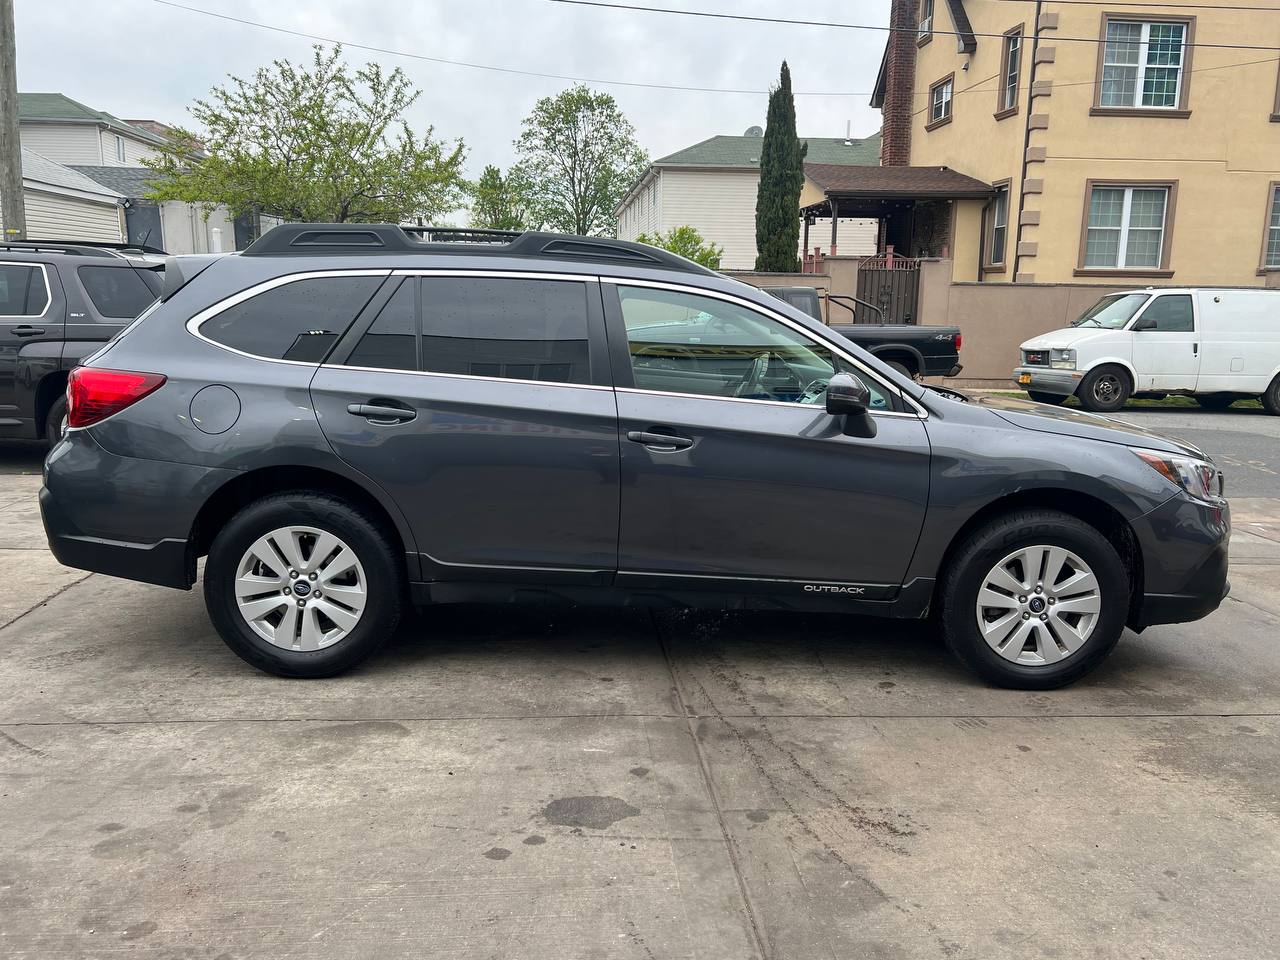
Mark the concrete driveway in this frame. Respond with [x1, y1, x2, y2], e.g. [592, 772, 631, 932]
[2, 415, 1279, 960]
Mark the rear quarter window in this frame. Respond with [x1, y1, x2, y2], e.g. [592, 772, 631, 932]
[78, 265, 158, 319]
[200, 275, 383, 362]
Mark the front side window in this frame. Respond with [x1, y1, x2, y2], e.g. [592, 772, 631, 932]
[1265, 185, 1280, 269]
[0, 264, 50, 317]
[1136, 294, 1193, 332]
[78, 266, 156, 318]
[616, 286, 892, 410]
[420, 277, 592, 384]
[988, 186, 1010, 266]
[929, 76, 953, 126]
[200, 275, 382, 361]
[1099, 20, 1187, 110]
[1084, 185, 1170, 270]
[1000, 29, 1023, 113]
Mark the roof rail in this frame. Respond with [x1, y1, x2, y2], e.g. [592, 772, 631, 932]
[0, 238, 169, 257]
[240, 222, 717, 275]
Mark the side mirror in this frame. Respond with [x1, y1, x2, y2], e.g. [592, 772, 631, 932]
[825, 372, 870, 416]
[1132, 316, 1156, 331]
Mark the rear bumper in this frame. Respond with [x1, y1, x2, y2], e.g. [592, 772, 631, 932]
[1130, 492, 1231, 630]
[40, 430, 233, 590]
[1012, 366, 1083, 397]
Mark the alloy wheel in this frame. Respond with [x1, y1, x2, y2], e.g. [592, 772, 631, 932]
[234, 525, 368, 651]
[974, 545, 1102, 665]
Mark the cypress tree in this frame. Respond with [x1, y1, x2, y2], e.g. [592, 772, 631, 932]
[754, 62, 807, 272]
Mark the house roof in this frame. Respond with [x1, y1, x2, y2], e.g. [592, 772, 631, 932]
[21, 148, 122, 201]
[653, 134, 882, 169]
[70, 165, 166, 197]
[18, 93, 170, 146]
[804, 163, 993, 199]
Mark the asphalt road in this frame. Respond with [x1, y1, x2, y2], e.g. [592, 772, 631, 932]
[2, 407, 1279, 959]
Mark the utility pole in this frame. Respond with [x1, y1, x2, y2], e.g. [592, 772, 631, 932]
[0, 0, 25, 241]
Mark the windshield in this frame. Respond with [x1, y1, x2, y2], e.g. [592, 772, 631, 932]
[1072, 293, 1150, 328]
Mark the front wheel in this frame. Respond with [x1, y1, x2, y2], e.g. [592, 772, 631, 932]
[204, 492, 403, 677]
[1026, 391, 1067, 406]
[938, 510, 1130, 689]
[1076, 366, 1130, 413]
[1262, 376, 1280, 416]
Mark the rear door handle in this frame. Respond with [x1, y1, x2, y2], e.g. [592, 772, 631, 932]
[11, 325, 45, 337]
[627, 429, 693, 451]
[347, 402, 417, 424]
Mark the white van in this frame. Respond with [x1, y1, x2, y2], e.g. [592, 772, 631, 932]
[1013, 288, 1280, 413]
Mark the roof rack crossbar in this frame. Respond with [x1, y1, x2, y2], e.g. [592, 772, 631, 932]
[240, 223, 716, 276]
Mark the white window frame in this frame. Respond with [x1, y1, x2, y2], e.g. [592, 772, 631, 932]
[989, 187, 1009, 265]
[1100, 20, 1186, 110]
[1084, 185, 1170, 270]
[1265, 185, 1280, 269]
[115, 135, 126, 162]
[1002, 32, 1022, 112]
[930, 77, 953, 124]
[918, 0, 933, 37]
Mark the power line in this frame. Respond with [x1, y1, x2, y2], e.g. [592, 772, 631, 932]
[547, 0, 1280, 52]
[145, 0, 868, 97]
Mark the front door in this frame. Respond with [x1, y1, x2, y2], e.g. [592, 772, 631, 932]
[604, 281, 930, 599]
[312, 272, 619, 583]
[1130, 293, 1199, 391]
[0, 261, 64, 438]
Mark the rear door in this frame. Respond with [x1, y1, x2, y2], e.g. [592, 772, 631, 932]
[311, 271, 620, 583]
[1129, 293, 1199, 391]
[0, 261, 64, 438]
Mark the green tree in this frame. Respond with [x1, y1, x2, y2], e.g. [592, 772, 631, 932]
[635, 225, 724, 269]
[754, 62, 806, 271]
[468, 164, 533, 230]
[144, 45, 467, 224]
[513, 85, 648, 236]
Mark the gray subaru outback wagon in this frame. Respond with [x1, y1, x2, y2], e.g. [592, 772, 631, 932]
[40, 224, 1230, 688]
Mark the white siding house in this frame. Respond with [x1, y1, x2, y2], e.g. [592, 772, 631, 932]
[0, 148, 124, 243]
[616, 135, 882, 270]
[18, 93, 169, 167]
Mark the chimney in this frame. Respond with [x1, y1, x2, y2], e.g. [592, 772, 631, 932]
[880, 0, 918, 166]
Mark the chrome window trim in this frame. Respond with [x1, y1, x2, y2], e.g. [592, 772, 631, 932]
[323, 362, 614, 393]
[185, 269, 392, 366]
[602, 276, 929, 419]
[0, 261, 53, 320]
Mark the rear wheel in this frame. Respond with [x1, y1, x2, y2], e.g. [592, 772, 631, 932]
[44, 396, 67, 449]
[939, 509, 1130, 689]
[1262, 377, 1280, 416]
[887, 360, 916, 380]
[1195, 394, 1236, 410]
[1026, 391, 1067, 406]
[204, 492, 403, 677]
[1076, 365, 1130, 413]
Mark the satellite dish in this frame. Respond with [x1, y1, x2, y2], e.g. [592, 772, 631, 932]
[744, 125, 764, 137]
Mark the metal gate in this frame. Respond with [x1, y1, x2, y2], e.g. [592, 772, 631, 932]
[855, 251, 920, 324]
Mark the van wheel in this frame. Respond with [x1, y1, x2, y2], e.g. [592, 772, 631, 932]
[938, 510, 1129, 690]
[1263, 377, 1280, 416]
[1026, 391, 1067, 406]
[1195, 394, 1236, 410]
[204, 492, 403, 678]
[1077, 366, 1130, 413]
[44, 396, 67, 449]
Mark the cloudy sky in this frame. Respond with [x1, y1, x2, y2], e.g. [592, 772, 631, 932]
[15, 0, 890, 177]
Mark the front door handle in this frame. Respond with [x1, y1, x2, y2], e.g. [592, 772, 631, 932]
[11, 325, 45, 337]
[347, 402, 417, 424]
[627, 429, 693, 451]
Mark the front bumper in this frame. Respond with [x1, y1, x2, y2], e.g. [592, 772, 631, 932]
[1012, 366, 1083, 397]
[1129, 492, 1231, 630]
[40, 430, 233, 590]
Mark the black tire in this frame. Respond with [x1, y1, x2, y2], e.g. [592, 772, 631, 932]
[1026, 391, 1067, 406]
[1263, 377, 1280, 416]
[1194, 394, 1236, 410]
[938, 509, 1130, 690]
[204, 492, 403, 678]
[45, 395, 67, 449]
[1076, 365, 1130, 413]
[887, 360, 916, 380]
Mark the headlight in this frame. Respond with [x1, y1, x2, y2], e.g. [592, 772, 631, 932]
[1133, 448, 1224, 501]
[1049, 349, 1076, 370]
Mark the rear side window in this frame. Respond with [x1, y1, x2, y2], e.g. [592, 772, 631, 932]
[201, 276, 382, 362]
[0, 264, 50, 316]
[1140, 294, 1194, 332]
[346, 280, 416, 371]
[78, 266, 157, 318]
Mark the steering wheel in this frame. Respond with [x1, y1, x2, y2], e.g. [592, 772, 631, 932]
[733, 353, 772, 398]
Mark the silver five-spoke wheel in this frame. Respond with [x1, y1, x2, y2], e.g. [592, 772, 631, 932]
[234, 525, 367, 651]
[975, 544, 1101, 666]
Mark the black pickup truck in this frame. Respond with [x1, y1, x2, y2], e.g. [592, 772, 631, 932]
[1, 240, 164, 447]
[767, 286, 962, 380]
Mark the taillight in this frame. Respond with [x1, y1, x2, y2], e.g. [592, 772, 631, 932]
[66, 367, 166, 428]
[955, 333, 962, 352]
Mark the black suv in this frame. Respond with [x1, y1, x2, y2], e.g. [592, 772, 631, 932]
[40, 224, 1230, 688]
[1, 240, 162, 445]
